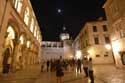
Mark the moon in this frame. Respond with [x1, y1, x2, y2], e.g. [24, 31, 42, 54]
[58, 9, 61, 13]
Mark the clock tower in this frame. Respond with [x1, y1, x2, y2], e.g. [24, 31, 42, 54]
[59, 26, 73, 59]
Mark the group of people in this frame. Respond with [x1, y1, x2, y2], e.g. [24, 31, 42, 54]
[83, 57, 94, 83]
[41, 59, 65, 83]
[41, 57, 94, 83]
[75, 57, 94, 83]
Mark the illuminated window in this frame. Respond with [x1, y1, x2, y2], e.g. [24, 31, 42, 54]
[27, 41, 30, 48]
[19, 35, 24, 44]
[36, 32, 39, 40]
[7, 25, 15, 39]
[24, 7, 29, 25]
[36, 30, 38, 38]
[30, 18, 34, 32]
[13, 0, 23, 13]
[36, 35, 39, 40]
[34, 26, 37, 37]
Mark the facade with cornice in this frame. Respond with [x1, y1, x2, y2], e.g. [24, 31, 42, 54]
[73, 20, 114, 64]
[41, 41, 63, 60]
[0, 0, 42, 72]
[103, 0, 125, 67]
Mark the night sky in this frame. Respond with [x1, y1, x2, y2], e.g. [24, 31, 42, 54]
[30, 0, 106, 41]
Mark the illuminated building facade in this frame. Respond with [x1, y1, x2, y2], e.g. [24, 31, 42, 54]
[72, 35, 82, 59]
[41, 41, 63, 60]
[73, 20, 114, 64]
[103, 0, 125, 67]
[41, 27, 73, 60]
[0, 0, 42, 72]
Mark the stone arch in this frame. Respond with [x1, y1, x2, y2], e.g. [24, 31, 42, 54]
[19, 32, 27, 45]
[3, 22, 20, 71]
[2, 42, 13, 73]
[2, 19, 22, 72]
[24, 7, 30, 25]
[2, 46, 12, 65]
[32, 44, 38, 64]
[26, 39, 32, 64]
[4, 24, 17, 50]
[14, 33, 27, 70]
[8, 19, 20, 33]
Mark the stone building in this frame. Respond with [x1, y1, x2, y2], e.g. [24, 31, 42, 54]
[41, 41, 63, 60]
[60, 27, 74, 59]
[72, 35, 81, 59]
[103, 0, 125, 67]
[73, 20, 114, 64]
[0, 0, 42, 72]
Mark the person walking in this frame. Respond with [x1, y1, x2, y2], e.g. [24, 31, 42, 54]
[88, 58, 94, 83]
[41, 60, 44, 72]
[77, 59, 82, 73]
[83, 57, 88, 77]
[46, 60, 50, 72]
[56, 60, 64, 83]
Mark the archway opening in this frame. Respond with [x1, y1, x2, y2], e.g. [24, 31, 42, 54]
[2, 25, 16, 73]
[122, 52, 125, 65]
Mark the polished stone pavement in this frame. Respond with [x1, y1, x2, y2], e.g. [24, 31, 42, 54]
[0, 64, 125, 83]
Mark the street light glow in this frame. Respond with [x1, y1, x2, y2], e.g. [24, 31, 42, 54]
[75, 50, 82, 59]
[112, 41, 120, 53]
[105, 44, 111, 50]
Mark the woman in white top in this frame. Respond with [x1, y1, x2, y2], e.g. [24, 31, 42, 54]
[88, 58, 94, 83]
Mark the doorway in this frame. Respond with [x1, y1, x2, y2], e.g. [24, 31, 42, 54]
[122, 52, 125, 65]
[2, 48, 11, 73]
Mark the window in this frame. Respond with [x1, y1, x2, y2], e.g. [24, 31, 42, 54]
[103, 25, 107, 31]
[93, 26, 97, 32]
[19, 35, 24, 44]
[105, 37, 110, 44]
[36, 30, 38, 38]
[96, 55, 100, 57]
[104, 55, 108, 57]
[27, 41, 30, 48]
[30, 18, 34, 32]
[24, 7, 29, 25]
[36, 31, 39, 39]
[34, 26, 37, 37]
[13, 0, 23, 13]
[94, 37, 99, 44]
